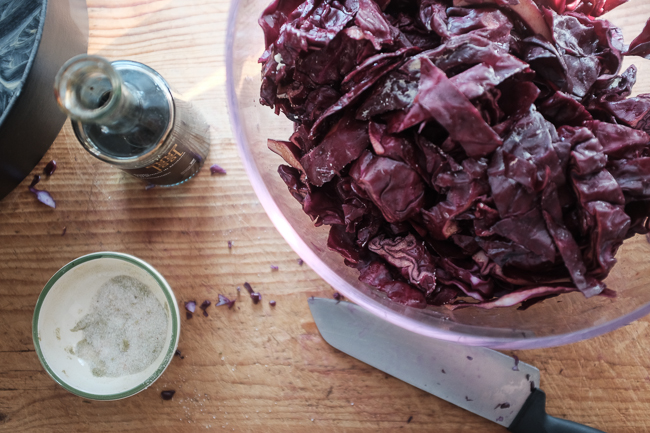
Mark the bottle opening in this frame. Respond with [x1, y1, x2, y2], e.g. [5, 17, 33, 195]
[54, 55, 122, 122]
[74, 74, 114, 111]
[98, 91, 112, 108]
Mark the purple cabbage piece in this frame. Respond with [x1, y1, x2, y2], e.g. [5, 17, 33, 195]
[448, 285, 578, 310]
[161, 390, 176, 400]
[216, 294, 236, 309]
[492, 208, 556, 263]
[29, 187, 56, 208]
[303, 184, 345, 226]
[268, 139, 305, 176]
[422, 159, 489, 239]
[450, 53, 528, 100]
[538, 92, 593, 126]
[350, 150, 426, 223]
[310, 47, 418, 137]
[418, 0, 451, 39]
[44, 160, 57, 176]
[447, 7, 513, 47]
[520, 9, 624, 99]
[605, 95, 650, 133]
[571, 170, 625, 206]
[582, 200, 630, 279]
[379, 281, 428, 308]
[278, 165, 310, 203]
[251, 292, 263, 304]
[585, 120, 650, 159]
[200, 300, 211, 317]
[541, 184, 604, 297]
[402, 57, 503, 157]
[626, 18, 650, 59]
[542, 11, 600, 98]
[351, 0, 396, 50]
[328, 224, 362, 263]
[301, 113, 369, 186]
[210, 164, 227, 174]
[534, 0, 629, 17]
[358, 260, 394, 286]
[356, 65, 420, 121]
[368, 233, 438, 296]
[259, 0, 306, 50]
[609, 158, 650, 201]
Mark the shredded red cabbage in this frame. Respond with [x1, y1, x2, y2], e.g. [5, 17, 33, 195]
[243, 282, 263, 303]
[29, 187, 56, 208]
[512, 354, 520, 371]
[216, 294, 236, 309]
[259, 0, 650, 309]
[185, 300, 196, 313]
[44, 160, 57, 176]
[200, 300, 211, 316]
[161, 390, 176, 400]
[210, 164, 227, 174]
[627, 18, 650, 59]
[28, 173, 55, 208]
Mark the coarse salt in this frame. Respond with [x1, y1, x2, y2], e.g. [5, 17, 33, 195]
[71, 275, 168, 377]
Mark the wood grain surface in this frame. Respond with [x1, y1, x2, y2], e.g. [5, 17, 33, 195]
[2, 0, 650, 432]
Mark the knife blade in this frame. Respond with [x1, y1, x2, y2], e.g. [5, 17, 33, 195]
[308, 297, 604, 433]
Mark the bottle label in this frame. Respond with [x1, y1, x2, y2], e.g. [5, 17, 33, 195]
[123, 142, 202, 185]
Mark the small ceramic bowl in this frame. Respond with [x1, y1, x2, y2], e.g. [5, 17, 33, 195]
[32, 252, 180, 400]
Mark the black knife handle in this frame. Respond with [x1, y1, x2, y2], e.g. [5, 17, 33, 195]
[508, 389, 606, 433]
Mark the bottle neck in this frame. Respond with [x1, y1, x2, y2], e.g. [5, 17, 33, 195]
[54, 54, 143, 133]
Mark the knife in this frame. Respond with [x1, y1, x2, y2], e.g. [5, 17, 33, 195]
[308, 297, 604, 433]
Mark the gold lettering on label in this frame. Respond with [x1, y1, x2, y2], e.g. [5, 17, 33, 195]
[169, 145, 182, 157]
[148, 144, 182, 172]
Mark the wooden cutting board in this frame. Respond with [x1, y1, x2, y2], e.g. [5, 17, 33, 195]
[1, 0, 650, 431]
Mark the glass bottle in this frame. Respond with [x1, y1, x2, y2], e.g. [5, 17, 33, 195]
[54, 54, 210, 186]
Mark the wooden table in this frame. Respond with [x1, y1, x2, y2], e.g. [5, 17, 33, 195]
[2, 0, 650, 431]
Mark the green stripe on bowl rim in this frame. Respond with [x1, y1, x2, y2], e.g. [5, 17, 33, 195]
[32, 252, 180, 401]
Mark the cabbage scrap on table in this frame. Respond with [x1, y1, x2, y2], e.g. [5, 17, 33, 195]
[258, 0, 650, 309]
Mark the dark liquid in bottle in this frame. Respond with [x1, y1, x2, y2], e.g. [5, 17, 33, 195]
[82, 68, 171, 158]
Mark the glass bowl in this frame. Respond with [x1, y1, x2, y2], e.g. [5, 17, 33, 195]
[226, 0, 650, 349]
